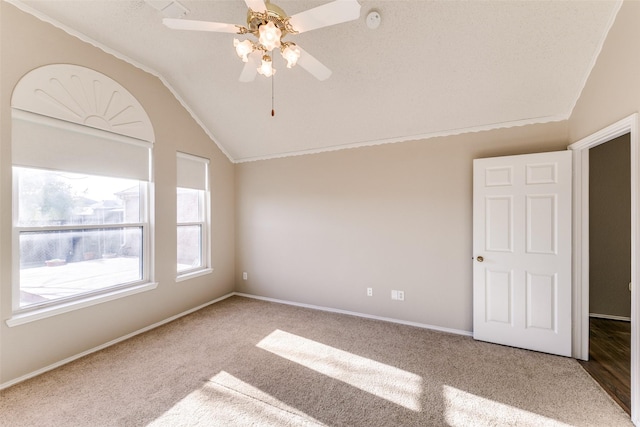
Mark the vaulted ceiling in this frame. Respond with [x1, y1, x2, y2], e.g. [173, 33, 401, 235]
[10, 0, 621, 162]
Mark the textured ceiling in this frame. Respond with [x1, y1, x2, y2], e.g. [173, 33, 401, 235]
[10, 0, 621, 162]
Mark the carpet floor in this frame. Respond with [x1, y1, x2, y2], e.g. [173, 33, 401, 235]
[0, 296, 632, 426]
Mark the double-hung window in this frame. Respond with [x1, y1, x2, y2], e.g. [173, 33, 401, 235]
[9, 64, 156, 323]
[12, 111, 153, 313]
[176, 152, 210, 278]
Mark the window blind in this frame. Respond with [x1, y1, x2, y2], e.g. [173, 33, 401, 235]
[12, 109, 152, 181]
[177, 152, 209, 191]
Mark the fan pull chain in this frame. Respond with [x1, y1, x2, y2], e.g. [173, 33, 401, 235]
[271, 74, 275, 117]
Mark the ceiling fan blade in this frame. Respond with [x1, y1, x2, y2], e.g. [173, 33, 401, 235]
[239, 52, 261, 83]
[244, 0, 267, 12]
[163, 18, 239, 33]
[288, 0, 362, 34]
[296, 46, 332, 81]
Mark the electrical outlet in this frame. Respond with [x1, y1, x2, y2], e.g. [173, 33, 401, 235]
[367, 287, 373, 296]
[242, 272, 248, 280]
[391, 290, 404, 301]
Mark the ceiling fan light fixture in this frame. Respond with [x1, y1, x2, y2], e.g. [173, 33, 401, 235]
[234, 38, 254, 62]
[257, 54, 276, 77]
[163, 0, 363, 82]
[258, 21, 282, 51]
[281, 44, 300, 68]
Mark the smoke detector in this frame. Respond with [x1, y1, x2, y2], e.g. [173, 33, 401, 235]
[366, 10, 381, 30]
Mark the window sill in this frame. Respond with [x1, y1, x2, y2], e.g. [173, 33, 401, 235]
[6, 282, 158, 327]
[176, 268, 213, 283]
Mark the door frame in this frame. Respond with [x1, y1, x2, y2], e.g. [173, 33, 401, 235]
[568, 113, 639, 423]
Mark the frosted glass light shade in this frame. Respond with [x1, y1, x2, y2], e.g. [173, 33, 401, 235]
[281, 45, 301, 68]
[257, 55, 276, 77]
[258, 21, 281, 51]
[234, 39, 254, 62]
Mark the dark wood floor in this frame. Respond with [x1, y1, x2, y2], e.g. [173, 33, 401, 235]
[578, 317, 631, 415]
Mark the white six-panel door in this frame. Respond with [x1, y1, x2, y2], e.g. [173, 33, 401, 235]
[473, 151, 572, 357]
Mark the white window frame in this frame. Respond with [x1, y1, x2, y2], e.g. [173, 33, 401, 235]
[9, 156, 156, 326]
[7, 64, 157, 326]
[176, 152, 212, 281]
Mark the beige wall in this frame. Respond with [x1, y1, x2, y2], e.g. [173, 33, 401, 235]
[235, 124, 568, 332]
[0, 3, 235, 384]
[569, 1, 640, 318]
[589, 134, 631, 318]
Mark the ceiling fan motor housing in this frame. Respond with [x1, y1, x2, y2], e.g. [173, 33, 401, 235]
[246, 2, 296, 38]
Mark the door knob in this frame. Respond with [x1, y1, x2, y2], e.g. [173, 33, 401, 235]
[476, 256, 484, 262]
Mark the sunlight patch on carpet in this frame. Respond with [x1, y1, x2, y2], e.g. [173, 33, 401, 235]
[257, 329, 422, 411]
[149, 371, 323, 426]
[443, 385, 573, 427]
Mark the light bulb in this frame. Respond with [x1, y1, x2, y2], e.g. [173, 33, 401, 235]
[234, 39, 254, 62]
[281, 45, 301, 68]
[257, 55, 276, 77]
[258, 21, 281, 51]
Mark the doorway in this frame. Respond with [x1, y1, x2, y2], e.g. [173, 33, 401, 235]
[569, 113, 640, 424]
[578, 133, 631, 414]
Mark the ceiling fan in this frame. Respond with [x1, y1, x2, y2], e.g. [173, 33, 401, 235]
[163, 0, 361, 82]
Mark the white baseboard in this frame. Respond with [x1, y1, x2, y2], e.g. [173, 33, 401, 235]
[0, 292, 235, 390]
[589, 313, 631, 322]
[233, 292, 473, 337]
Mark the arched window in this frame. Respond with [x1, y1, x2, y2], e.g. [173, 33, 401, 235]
[10, 64, 155, 318]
